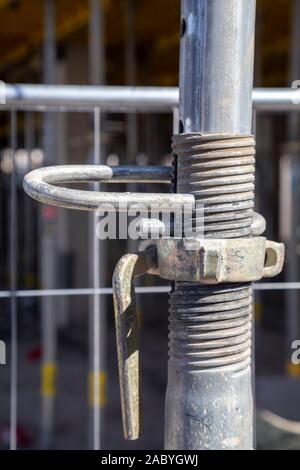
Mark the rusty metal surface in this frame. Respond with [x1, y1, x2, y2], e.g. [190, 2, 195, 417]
[173, 133, 256, 238]
[156, 237, 285, 284]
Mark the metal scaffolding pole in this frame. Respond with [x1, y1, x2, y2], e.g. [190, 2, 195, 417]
[124, 0, 138, 166]
[3, 84, 300, 112]
[41, 0, 57, 449]
[165, 0, 256, 450]
[88, 0, 106, 450]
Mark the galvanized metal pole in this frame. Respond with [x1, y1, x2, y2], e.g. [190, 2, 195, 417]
[125, 0, 138, 167]
[3, 84, 300, 112]
[41, 0, 57, 449]
[88, 0, 106, 450]
[165, 0, 256, 450]
[89, 0, 105, 86]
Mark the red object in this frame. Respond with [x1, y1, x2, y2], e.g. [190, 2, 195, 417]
[27, 346, 42, 362]
[42, 205, 58, 221]
[0, 425, 32, 448]
[16, 425, 32, 447]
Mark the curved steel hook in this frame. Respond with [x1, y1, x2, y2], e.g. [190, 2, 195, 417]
[23, 165, 194, 211]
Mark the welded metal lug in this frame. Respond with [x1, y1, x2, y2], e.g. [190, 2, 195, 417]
[263, 240, 285, 278]
[251, 212, 266, 236]
[156, 237, 285, 284]
[112, 246, 157, 440]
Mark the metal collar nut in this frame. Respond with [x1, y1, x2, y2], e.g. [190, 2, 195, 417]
[156, 237, 285, 284]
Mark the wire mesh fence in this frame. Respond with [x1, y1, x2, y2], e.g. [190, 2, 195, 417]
[0, 84, 299, 450]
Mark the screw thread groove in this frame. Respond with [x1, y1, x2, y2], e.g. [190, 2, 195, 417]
[169, 133, 255, 372]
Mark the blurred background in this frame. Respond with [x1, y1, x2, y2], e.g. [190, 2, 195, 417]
[0, 0, 300, 450]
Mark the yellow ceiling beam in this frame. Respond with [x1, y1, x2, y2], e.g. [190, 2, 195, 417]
[0, 0, 112, 71]
[0, 32, 41, 71]
[56, 7, 89, 42]
[0, 0, 11, 10]
[0, 6, 90, 71]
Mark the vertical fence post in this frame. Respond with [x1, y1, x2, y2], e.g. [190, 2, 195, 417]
[88, 107, 106, 450]
[9, 111, 18, 451]
[41, 0, 57, 449]
[88, 0, 106, 450]
[124, 0, 138, 173]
